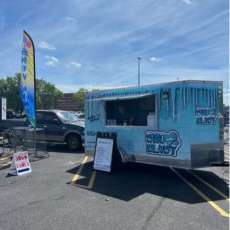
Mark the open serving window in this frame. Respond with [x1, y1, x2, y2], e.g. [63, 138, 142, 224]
[104, 94, 156, 127]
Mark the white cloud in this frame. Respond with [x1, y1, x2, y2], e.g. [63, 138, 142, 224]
[149, 56, 161, 63]
[68, 61, 82, 69]
[180, 0, 192, 4]
[64, 16, 78, 23]
[38, 41, 56, 50]
[45, 56, 59, 66]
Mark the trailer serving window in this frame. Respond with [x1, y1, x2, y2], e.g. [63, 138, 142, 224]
[105, 94, 156, 126]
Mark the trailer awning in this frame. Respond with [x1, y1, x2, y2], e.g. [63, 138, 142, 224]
[88, 93, 153, 101]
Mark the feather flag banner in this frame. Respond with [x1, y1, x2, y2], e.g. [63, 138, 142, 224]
[20, 31, 36, 128]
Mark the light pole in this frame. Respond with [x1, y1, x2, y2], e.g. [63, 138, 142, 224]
[137, 57, 141, 87]
[40, 80, 46, 109]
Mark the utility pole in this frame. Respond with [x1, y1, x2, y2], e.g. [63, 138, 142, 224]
[137, 57, 141, 87]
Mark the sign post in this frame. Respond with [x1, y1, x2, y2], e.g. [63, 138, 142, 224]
[0, 98, 7, 121]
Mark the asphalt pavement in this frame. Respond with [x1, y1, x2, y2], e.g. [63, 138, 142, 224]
[0, 145, 229, 230]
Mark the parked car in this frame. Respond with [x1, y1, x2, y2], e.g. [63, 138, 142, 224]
[71, 111, 85, 125]
[37, 110, 85, 150]
[7, 110, 16, 119]
[4, 110, 85, 150]
[0, 118, 27, 135]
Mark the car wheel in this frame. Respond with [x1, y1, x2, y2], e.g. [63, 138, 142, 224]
[66, 134, 82, 150]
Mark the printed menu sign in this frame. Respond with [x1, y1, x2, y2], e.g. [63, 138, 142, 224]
[94, 138, 114, 172]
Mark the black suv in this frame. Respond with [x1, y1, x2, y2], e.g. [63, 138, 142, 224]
[35, 110, 84, 150]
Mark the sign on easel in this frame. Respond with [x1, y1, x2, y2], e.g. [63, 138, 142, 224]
[93, 138, 114, 172]
[9, 151, 32, 176]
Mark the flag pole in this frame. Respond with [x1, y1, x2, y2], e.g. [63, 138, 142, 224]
[137, 57, 141, 87]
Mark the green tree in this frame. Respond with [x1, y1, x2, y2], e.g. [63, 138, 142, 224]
[0, 73, 23, 112]
[0, 73, 63, 112]
[74, 88, 88, 111]
[36, 79, 63, 109]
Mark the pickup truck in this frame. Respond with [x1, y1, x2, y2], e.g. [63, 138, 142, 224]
[1, 110, 85, 150]
[0, 118, 26, 135]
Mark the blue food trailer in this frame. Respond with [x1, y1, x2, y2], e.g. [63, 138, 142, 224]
[85, 80, 224, 168]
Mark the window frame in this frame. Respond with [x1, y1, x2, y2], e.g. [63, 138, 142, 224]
[37, 112, 61, 125]
[104, 94, 157, 128]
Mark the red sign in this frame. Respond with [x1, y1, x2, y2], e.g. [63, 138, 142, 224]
[13, 151, 32, 175]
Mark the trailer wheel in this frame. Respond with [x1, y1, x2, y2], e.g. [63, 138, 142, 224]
[66, 134, 82, 150]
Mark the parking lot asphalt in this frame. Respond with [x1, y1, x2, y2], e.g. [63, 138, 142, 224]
[0, 145, 229, 230]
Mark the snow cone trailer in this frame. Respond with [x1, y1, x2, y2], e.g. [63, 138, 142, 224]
[85, 80, 224, 169]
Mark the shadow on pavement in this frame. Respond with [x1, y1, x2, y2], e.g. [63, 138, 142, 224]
[47, 144, 84, 154]
[67, 161, 229, 204]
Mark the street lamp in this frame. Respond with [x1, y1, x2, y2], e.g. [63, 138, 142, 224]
[40, 81, 46, 109]
[137, 57, 141, 87]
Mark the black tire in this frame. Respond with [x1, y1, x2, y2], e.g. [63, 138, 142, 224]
[66, 134, 82, 150]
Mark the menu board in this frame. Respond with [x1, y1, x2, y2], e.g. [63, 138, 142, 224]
[94, 138, 114, 172]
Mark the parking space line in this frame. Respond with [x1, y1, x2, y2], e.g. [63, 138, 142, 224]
[0, 156, 11, 161]
[187, 170, 229, 201]
[171, 167, 230, 218]
[71, 156, 88, 184]
[87, 171, 96, 189]
[70, 156, 96, 189]
[0, 161, 11, 169]
[2, 161, 11, 166]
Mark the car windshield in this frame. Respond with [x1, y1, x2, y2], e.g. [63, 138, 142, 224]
[78, 114, 84, 119]
[57, 111, 79, 122]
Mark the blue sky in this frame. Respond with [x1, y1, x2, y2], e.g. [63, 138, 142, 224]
[0, 0, 229, 103]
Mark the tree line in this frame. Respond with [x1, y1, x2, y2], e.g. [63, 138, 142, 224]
[0, 74, 61, 112]
[0, 73, 93, 112]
